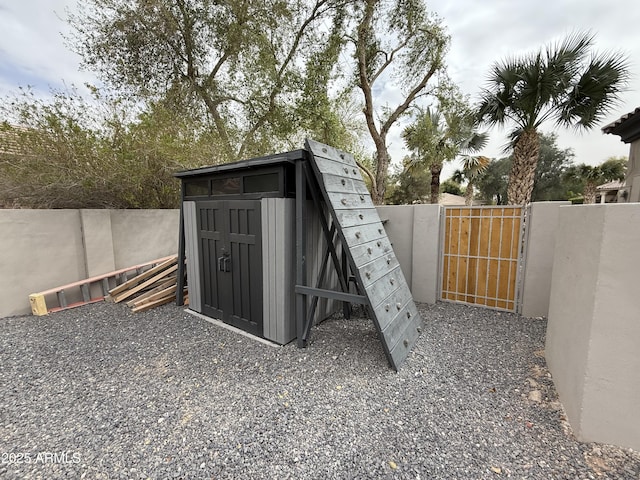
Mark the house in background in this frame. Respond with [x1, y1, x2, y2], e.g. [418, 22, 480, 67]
[596, 180, 625, 203]
[438, 192, 466, 205]
[602, 107, 640, 202]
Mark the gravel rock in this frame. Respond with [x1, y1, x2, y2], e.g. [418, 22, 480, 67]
[1, 301, 638, 479]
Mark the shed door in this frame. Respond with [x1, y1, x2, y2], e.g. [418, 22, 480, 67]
[197, 200, 263, 336]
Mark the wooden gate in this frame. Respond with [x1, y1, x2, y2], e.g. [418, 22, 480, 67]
[440, 206, 525, 312]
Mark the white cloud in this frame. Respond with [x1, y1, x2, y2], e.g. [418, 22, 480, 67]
[0, 0, 95, 97]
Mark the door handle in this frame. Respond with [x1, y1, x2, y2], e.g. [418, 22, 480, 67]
[218, 255, 231, 272]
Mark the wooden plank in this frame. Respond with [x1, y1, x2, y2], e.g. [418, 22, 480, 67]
[112, 264, 179, 303]
[306, 139, 358, 167]
[496, 259, 512, 309]
[388, 313, 422, 370]
[333, 209, 380, 228]
[349, 236, 393, 268]
[374, 289, 414, 332]
[132, 284, 177, 307]
[358, 251, 400, 288]
[457, 214, 470, 300]
[365, 266, 406, 308]
[320, 173, 370, 194]
[126, 277, 177, 307]
[341, 223, 387, 247]
[382, 303, 421, 354]
[108, 256, 178, 296]
[131, 291, 180, 313]
[29, 294, 49, 316]
[441, 214, 451, 300]
[326, 191, 372, 209]
[313, 158, 362, 178]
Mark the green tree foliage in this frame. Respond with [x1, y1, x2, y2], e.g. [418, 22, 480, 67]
[475, 133, 576, 204]
[352, 0, 449, 204]
[0, 89, 215, 208]
[475, 157, 510, 204]
[478, 32, 629, 205]
[563, 157, 627, 204]
[451, 156, 490, 205]
[440, 179, 463, 196]
[531, 133, 575, 201]
[401, 94, 488, 204]
[68, 0, 350, 160]
[385, 159, 432, 205]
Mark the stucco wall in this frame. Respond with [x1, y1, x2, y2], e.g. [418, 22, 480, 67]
[377, 205, 415, 288]
[627, 141, 640, 202]
[0, 210, 87, 318]
[546, 204, 640, 450]
[376, 204, 441, 304]
[521, 202, 570, 317]
[0, 209, 180, 318]
[410, 204, 441, 304]
[110, 210, 180, 269]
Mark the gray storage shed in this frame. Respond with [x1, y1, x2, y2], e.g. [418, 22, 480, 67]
[176, 140, 423, 370]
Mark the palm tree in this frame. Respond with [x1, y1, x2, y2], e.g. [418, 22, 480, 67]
[563, 157, 626, 204]
[452, 156, 490, 205]
[402, 107, 487, 204]
[477, 32, 629, 205]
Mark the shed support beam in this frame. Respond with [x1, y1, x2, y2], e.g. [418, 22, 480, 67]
[295, 158, 307, 348]
[176, 182, 186, 306]
[294, 286, 368, 305]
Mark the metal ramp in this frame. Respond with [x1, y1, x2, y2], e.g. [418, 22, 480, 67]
[296, 139, 422, 370]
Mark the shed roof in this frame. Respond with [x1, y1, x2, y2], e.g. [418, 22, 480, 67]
[174, 149, 305, 179]
[602, 107, 640, 143]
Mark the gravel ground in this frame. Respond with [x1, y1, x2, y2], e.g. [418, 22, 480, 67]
[1, 301, 639, 479]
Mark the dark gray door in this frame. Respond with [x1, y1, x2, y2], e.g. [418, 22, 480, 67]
[197, 200, 263, 336]
[198, 201, 227, 320]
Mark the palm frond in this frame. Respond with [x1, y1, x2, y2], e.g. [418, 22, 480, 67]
[555, 52, 630, 130]
[477, 30, 628, 136]
[459, 131, 489, 153]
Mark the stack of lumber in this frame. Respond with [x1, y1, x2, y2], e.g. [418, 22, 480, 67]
[107, 255, 188, 312]
[28, 255, 177, 316]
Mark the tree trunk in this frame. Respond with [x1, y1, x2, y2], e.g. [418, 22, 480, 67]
[430, 161, 442, 204]
[465, 180, 474, 206]
[583, 182, 597, 204]
[371, 144, 390, 204]
[507, 129, 540, 205]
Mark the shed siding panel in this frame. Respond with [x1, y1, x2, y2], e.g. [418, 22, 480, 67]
[262, 198, 296, 344]
[283, 199, 296, 342]
[183, 201, 202, 312]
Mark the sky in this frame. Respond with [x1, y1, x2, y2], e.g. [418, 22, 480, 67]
[0, 0, 638, 180]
